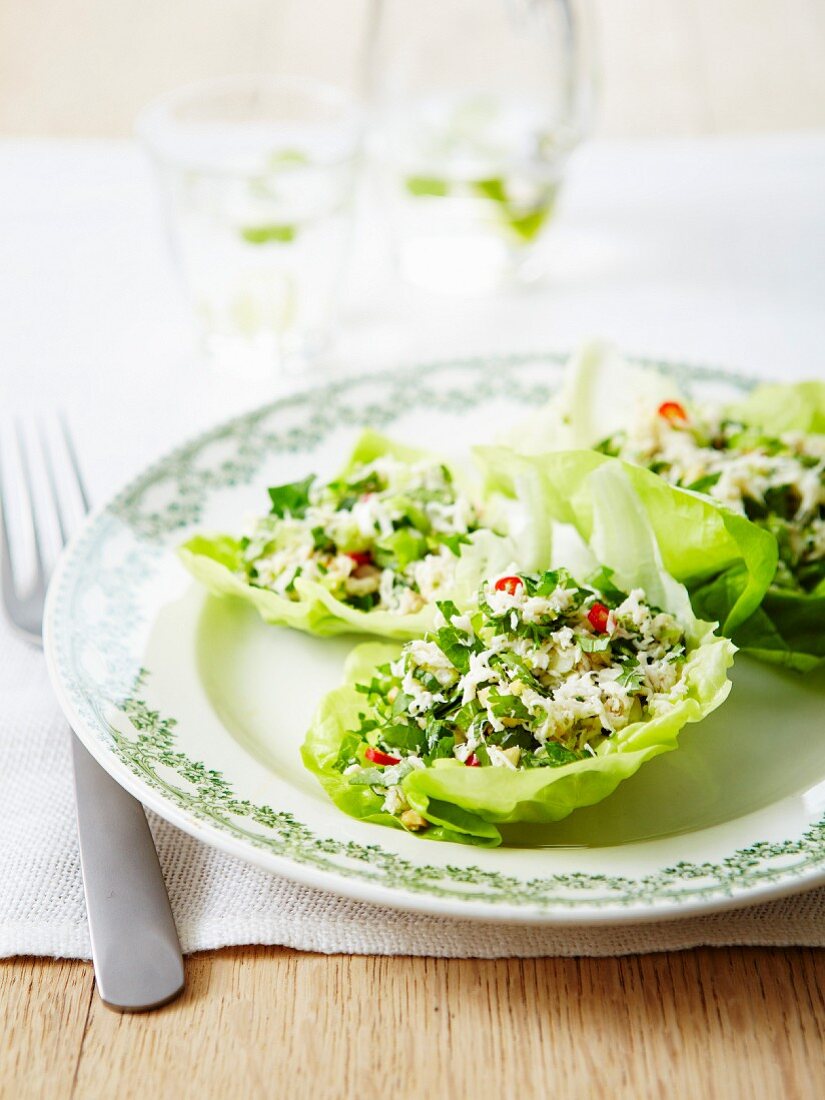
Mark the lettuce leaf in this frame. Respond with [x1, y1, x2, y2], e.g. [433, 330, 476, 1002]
[302, 464, 735, 845]
[729, 380, 825, 435]
[179, 430, 518, 640]
[300, 643, 502, 845]
[692, 568, 825, 672]
[497, 340, 680, 454]
[476, 447, 777, 636]
[682, 378, 825, 669]
[499, 346, 824, 668]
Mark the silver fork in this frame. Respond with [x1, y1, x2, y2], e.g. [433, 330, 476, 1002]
[1, 418, 184, 1011]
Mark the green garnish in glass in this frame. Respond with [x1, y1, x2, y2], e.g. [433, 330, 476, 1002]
[405, 176, 450, 197]
[240, 224, 297, 245]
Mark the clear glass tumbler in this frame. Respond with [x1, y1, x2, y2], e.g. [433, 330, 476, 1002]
[369, 0, 594, 294]
[138, 75, 364, 375]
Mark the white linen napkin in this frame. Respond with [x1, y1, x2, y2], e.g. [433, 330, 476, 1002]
[3, 613, 824, 960]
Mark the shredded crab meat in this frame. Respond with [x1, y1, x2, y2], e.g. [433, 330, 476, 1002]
[600, 403, 825, 589]
[240, 455, 491, 613]
[342, 569, 692, 827]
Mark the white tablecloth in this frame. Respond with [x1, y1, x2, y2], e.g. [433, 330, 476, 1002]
[2, 133, 824, 958]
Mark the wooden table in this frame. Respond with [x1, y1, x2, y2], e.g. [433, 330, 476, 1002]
[4, 947, 824, 1097]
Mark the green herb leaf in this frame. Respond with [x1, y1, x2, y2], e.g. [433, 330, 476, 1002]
[434, 625, 480, 674]
[451, 698, 482, 730]
[436, 599, 461, 623]
[438, 532, 472, 556]
[684, 471, 722, 494]
[311, 526, 332, 551]
[534, 742, 583, 767]
[486, 690, 530, 722]
[268, 475, 315, 518]
[373, 527, 429, 570]
[491, 650, 544, 693]
[617, 659, 645, 692]
[334, 731, 362, 771]
[426, 735, 456, 762]
[380, 722, 426, 755]
[577, 634, 611, 653]
[391, 692, 414, 718]
[584, 566, 628, 607]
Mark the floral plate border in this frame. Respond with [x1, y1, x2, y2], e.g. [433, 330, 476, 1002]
[44, 352, 825, 922]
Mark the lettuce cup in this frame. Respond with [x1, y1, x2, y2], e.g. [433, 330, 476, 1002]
[302, 465, 735, 846]
[503, 343, 823, 669]
[180, 430, 530, 640]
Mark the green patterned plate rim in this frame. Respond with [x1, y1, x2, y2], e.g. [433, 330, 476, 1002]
[43, 352, 825, 924]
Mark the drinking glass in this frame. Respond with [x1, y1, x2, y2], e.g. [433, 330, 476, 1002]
[368, 0, 594, 293]
[138, 75, 363, 375]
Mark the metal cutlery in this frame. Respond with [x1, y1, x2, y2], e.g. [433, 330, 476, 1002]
[1, 417, 185, 1011]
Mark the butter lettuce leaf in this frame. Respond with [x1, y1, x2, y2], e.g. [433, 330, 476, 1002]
[692, 567, 825, 672]
[300, 643, 501, 845]
[476, 447, 777, 636]
[179, 430, 517, 640]
[302, 464, 735, 845]
[729, 380, 825, 435]
[498, 341, 679, 455]
[496, 346, 824, 668]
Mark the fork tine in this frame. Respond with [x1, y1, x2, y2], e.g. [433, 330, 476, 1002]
[14, 421, 47, 599]
[38, 420, 69, 550]
[59, 414, 90, 517]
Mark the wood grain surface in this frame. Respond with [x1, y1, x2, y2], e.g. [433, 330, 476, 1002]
[3, 947, 824, 1099]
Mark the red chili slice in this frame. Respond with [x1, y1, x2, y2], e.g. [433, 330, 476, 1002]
[465, 753, 481, 767]
[658, 400, 688, 423]
[364, 746, 400, 766]
[587, 602, 610, 633]
[346, 550, 373, 567]
[494, 575, 523, 596]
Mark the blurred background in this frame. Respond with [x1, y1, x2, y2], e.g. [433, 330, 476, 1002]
[1, 0, 824, 479]
[3, 0, 824, 138]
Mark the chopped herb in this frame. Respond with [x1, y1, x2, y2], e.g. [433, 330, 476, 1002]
[684, 471, 722, 494]
[268, 475, 315, 518]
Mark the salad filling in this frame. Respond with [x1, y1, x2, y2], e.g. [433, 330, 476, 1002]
[337, 567, 690, 831]
[239, 455, 493, 615]
[596, 401, 825, 593]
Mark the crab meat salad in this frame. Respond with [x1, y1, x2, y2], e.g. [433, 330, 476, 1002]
[343, 570, 688, 810]
[493, 341, 824, 670]
[241, 455, 483, 614]
[180, 431, 520, 640]
[596, 399, 825, 594]
[302, 563, 734, 846]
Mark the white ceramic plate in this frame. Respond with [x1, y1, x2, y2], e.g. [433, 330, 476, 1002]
[44, 353, 825, 924]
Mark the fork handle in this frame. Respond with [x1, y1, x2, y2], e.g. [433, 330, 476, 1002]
[71, 734, 185, 1011]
